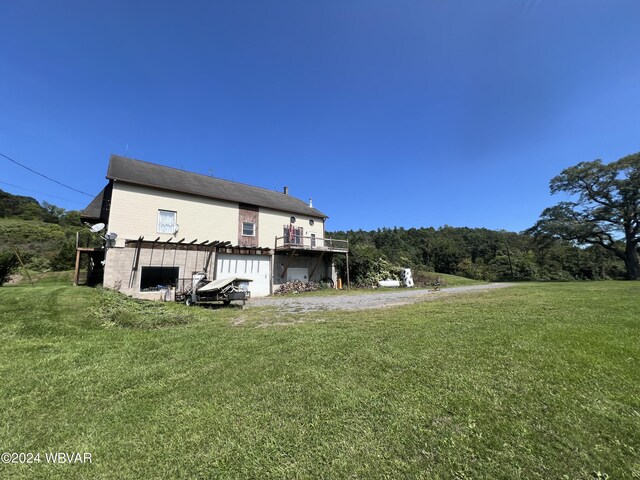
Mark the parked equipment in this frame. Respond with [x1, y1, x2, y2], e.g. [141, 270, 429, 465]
[177, 273, 252, 307]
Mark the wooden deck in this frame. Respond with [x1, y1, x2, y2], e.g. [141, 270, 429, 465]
[274, 235, 348, 253]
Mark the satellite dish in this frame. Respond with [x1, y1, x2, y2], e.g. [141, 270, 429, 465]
[90, 223, 106, 233]
[105, 232, 118, 241]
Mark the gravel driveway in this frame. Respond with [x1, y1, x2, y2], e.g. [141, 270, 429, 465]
[248, 283, 512, 313]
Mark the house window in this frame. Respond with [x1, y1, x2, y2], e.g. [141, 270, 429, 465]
[157, 210, 176, 234]
[242, 222, 255, 237]
[140, 266, 179, 291]
[284, 225, 303, 245]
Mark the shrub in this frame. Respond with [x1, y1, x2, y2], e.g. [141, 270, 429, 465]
[50, 239, 77, 271]
[0, 250, 20, 286]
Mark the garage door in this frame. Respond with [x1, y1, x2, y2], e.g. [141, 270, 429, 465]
[216, 253, 271, 297]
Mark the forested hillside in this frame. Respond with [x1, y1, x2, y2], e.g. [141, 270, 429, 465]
[328, 226, 625, 286]
[0, 189, 97, 273]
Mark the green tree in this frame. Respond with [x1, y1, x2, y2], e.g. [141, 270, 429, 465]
[41, 201, 66, 223]
[60, 210, 82, 227]
[19, 202, 45, 220]
[529, 153, 640, 279]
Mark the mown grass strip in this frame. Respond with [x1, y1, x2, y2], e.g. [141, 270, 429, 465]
[0, 282, 638, 479]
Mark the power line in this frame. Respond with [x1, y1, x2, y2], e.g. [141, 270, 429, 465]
[0, 180, 87, 205]
[0, 152, 93, 197]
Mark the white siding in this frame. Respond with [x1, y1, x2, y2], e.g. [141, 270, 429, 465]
[259, 206, 325, 249]
[108, 182, 238, 246]
[108, 182, 326, 249]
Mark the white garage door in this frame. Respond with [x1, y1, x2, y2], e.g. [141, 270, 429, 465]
[216, 254, 271, 297]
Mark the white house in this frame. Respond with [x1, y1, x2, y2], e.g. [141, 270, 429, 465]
[78, 154, 348, 299]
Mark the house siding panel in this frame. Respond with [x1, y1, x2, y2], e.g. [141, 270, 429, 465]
[108, 182, 238, 246]
[259, 206, 325, 249]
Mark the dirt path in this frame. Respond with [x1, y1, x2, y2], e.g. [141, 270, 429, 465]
[248, 283, 513, 313]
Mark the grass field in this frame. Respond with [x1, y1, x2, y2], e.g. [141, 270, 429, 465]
[0, 280, 638, 479]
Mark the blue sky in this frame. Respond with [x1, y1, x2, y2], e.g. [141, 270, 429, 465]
[1, 1, 639, 233]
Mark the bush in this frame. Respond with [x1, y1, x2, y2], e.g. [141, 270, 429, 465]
[346, 244, 403, 287]
[50, 239, 77, 271]
[25, 255, 51, 272]
[0, 250, 20, 286]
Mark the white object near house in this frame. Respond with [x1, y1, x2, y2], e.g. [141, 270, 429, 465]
[378, 279, 401, 288]
[401, 268, 414, 287]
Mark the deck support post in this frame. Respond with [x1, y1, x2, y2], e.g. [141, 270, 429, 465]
[73, 249, 82, 286]
[346, 251, 350, 289]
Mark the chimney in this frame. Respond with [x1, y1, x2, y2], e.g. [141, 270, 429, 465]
[283, 186, 289, 195]
[309, 197, 313, 208]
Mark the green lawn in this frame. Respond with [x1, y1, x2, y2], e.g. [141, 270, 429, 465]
[0, 281, 638, 479]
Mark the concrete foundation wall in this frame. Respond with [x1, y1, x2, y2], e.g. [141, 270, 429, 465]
[104, 244, 216, 299]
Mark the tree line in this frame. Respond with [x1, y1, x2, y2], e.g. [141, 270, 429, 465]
[327, 225, 625, 287]
[0, 189, 83, 226]
[330, 152, 640, 285]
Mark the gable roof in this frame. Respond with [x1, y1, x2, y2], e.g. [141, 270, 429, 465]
[106, 154, 328, 219]
[80, 187, 106, 221]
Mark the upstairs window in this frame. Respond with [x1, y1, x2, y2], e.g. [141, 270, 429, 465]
[284, 225, 303, 245]
[157, 210, 177, 234]
[242, 222, 255, 237]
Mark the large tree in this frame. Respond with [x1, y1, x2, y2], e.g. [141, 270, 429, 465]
[529, 153, 640, 279]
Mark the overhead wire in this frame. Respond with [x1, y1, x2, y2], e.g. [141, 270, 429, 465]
[0, 180, 87, 205]
[0, 152, 93, 197]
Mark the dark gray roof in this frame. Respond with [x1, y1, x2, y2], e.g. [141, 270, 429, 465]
[106, 155, 328, 218]
[80, 187, 105, 220]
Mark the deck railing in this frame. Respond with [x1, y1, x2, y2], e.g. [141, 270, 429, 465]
[275, 235, 348, 252]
